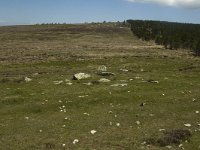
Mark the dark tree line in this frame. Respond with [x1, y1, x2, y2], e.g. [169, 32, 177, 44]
[127, 20, 200, 56]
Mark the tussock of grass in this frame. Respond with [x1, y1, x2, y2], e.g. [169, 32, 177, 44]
[146, 129, 192, 147]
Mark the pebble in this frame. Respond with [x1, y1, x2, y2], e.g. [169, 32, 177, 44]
[184, 124, 191, 127]
[90, 130, 97, 134]
[136, 121, 141, 125]
[73, 139, 79, 144]
[116, 123, 120, 127]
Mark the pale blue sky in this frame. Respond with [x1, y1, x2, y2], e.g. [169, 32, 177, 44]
[0, 0, 200, 25]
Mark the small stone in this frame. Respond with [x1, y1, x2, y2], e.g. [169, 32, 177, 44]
[78, 95, 89, 98]
[62, 144, 66, 147]
[66, 82, 73, 85]
[25, 117, 29, 120]
[116, 123, 120, 127]
[90, 130, 97, 134]
[53, 81, 63, 85]
[83, 82, 92, 86]
[111, 83, 127, 87]
[73, 73, 91, 80]
[39, 130, 43, 133]
[98, 65, 107, 72]
[120, 69, 129, 72]
[136, 121, 141, 125]
[184, 123, 191, 127]
[73, 139, 79, 144]
[166, 145, 172, 149]
[25, 77, 32, 82]
[140, 103, 146, 107]
[149, 114, 154, 117]
[99, 78, 111, 83]
[83, 113, 90, 116]
[179, 144, 183, 147]
[196, 111, 199, 114]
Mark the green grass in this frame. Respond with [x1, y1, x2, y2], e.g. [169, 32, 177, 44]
[0, 23, 200, 150]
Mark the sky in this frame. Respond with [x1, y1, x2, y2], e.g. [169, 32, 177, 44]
[0, 0, 200, 26]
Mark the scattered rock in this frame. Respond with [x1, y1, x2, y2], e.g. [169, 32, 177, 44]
[111, 83, 127, 87]
[184, 124, 191, 127]
[166, 145, 172, 149]
[98, 65, 107, 72]
[99, 78, 111, 83]
[25, 77, 32, 82]
[25, 117, 29, 120]
[33, 73, 39, 76]
[65, 79, 71, 82]
[73, 139, 79, 144]
[73, 73, 91, 80]
[116, 123, 120, 127]
[140, 102, 146, 107]
[90, 130, 97, 135]
[53, 81, 63, 85]
[78, 95, 89, 98]
[136, 121, 141, 125]
[66, 82, 73, 85]
[120, 68, 129, 72]
[83, 82, 92, 86]
[83, 113, 90, 116]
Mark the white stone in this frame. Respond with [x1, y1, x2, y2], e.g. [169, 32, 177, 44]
[90, 130, 97, 134]
[136, 121, 141, 125]
[116, 123, 120, 126]
[25, 77, 32, 82]
[73, 73, 91, 80]
[98, 65, 107, 72]
[111, 83, 128, 87]
[184, 124, 191, 127]
[73, 139, 79, 144]
[53, 81, 63, 85]
[99, 78, 111, 83]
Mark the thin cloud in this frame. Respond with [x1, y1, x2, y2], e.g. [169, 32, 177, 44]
[126, 0, 200, 9]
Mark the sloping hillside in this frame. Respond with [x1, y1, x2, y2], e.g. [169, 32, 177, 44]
[0, 23, 200, 150]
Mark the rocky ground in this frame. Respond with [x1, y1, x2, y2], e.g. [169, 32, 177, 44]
[0, 23, 200, 150]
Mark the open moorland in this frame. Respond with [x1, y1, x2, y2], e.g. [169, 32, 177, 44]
[0, 23, 200, 150]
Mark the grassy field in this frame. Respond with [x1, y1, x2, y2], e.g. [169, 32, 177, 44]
[0, 23, 200, 150]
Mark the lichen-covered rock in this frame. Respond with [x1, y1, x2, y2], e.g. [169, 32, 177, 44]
[73, 73, 91, 80]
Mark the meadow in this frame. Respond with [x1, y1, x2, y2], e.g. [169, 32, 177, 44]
[0, 23, 200, 150]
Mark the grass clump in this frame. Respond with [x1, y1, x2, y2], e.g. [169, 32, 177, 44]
[146, 129, 192, 147]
